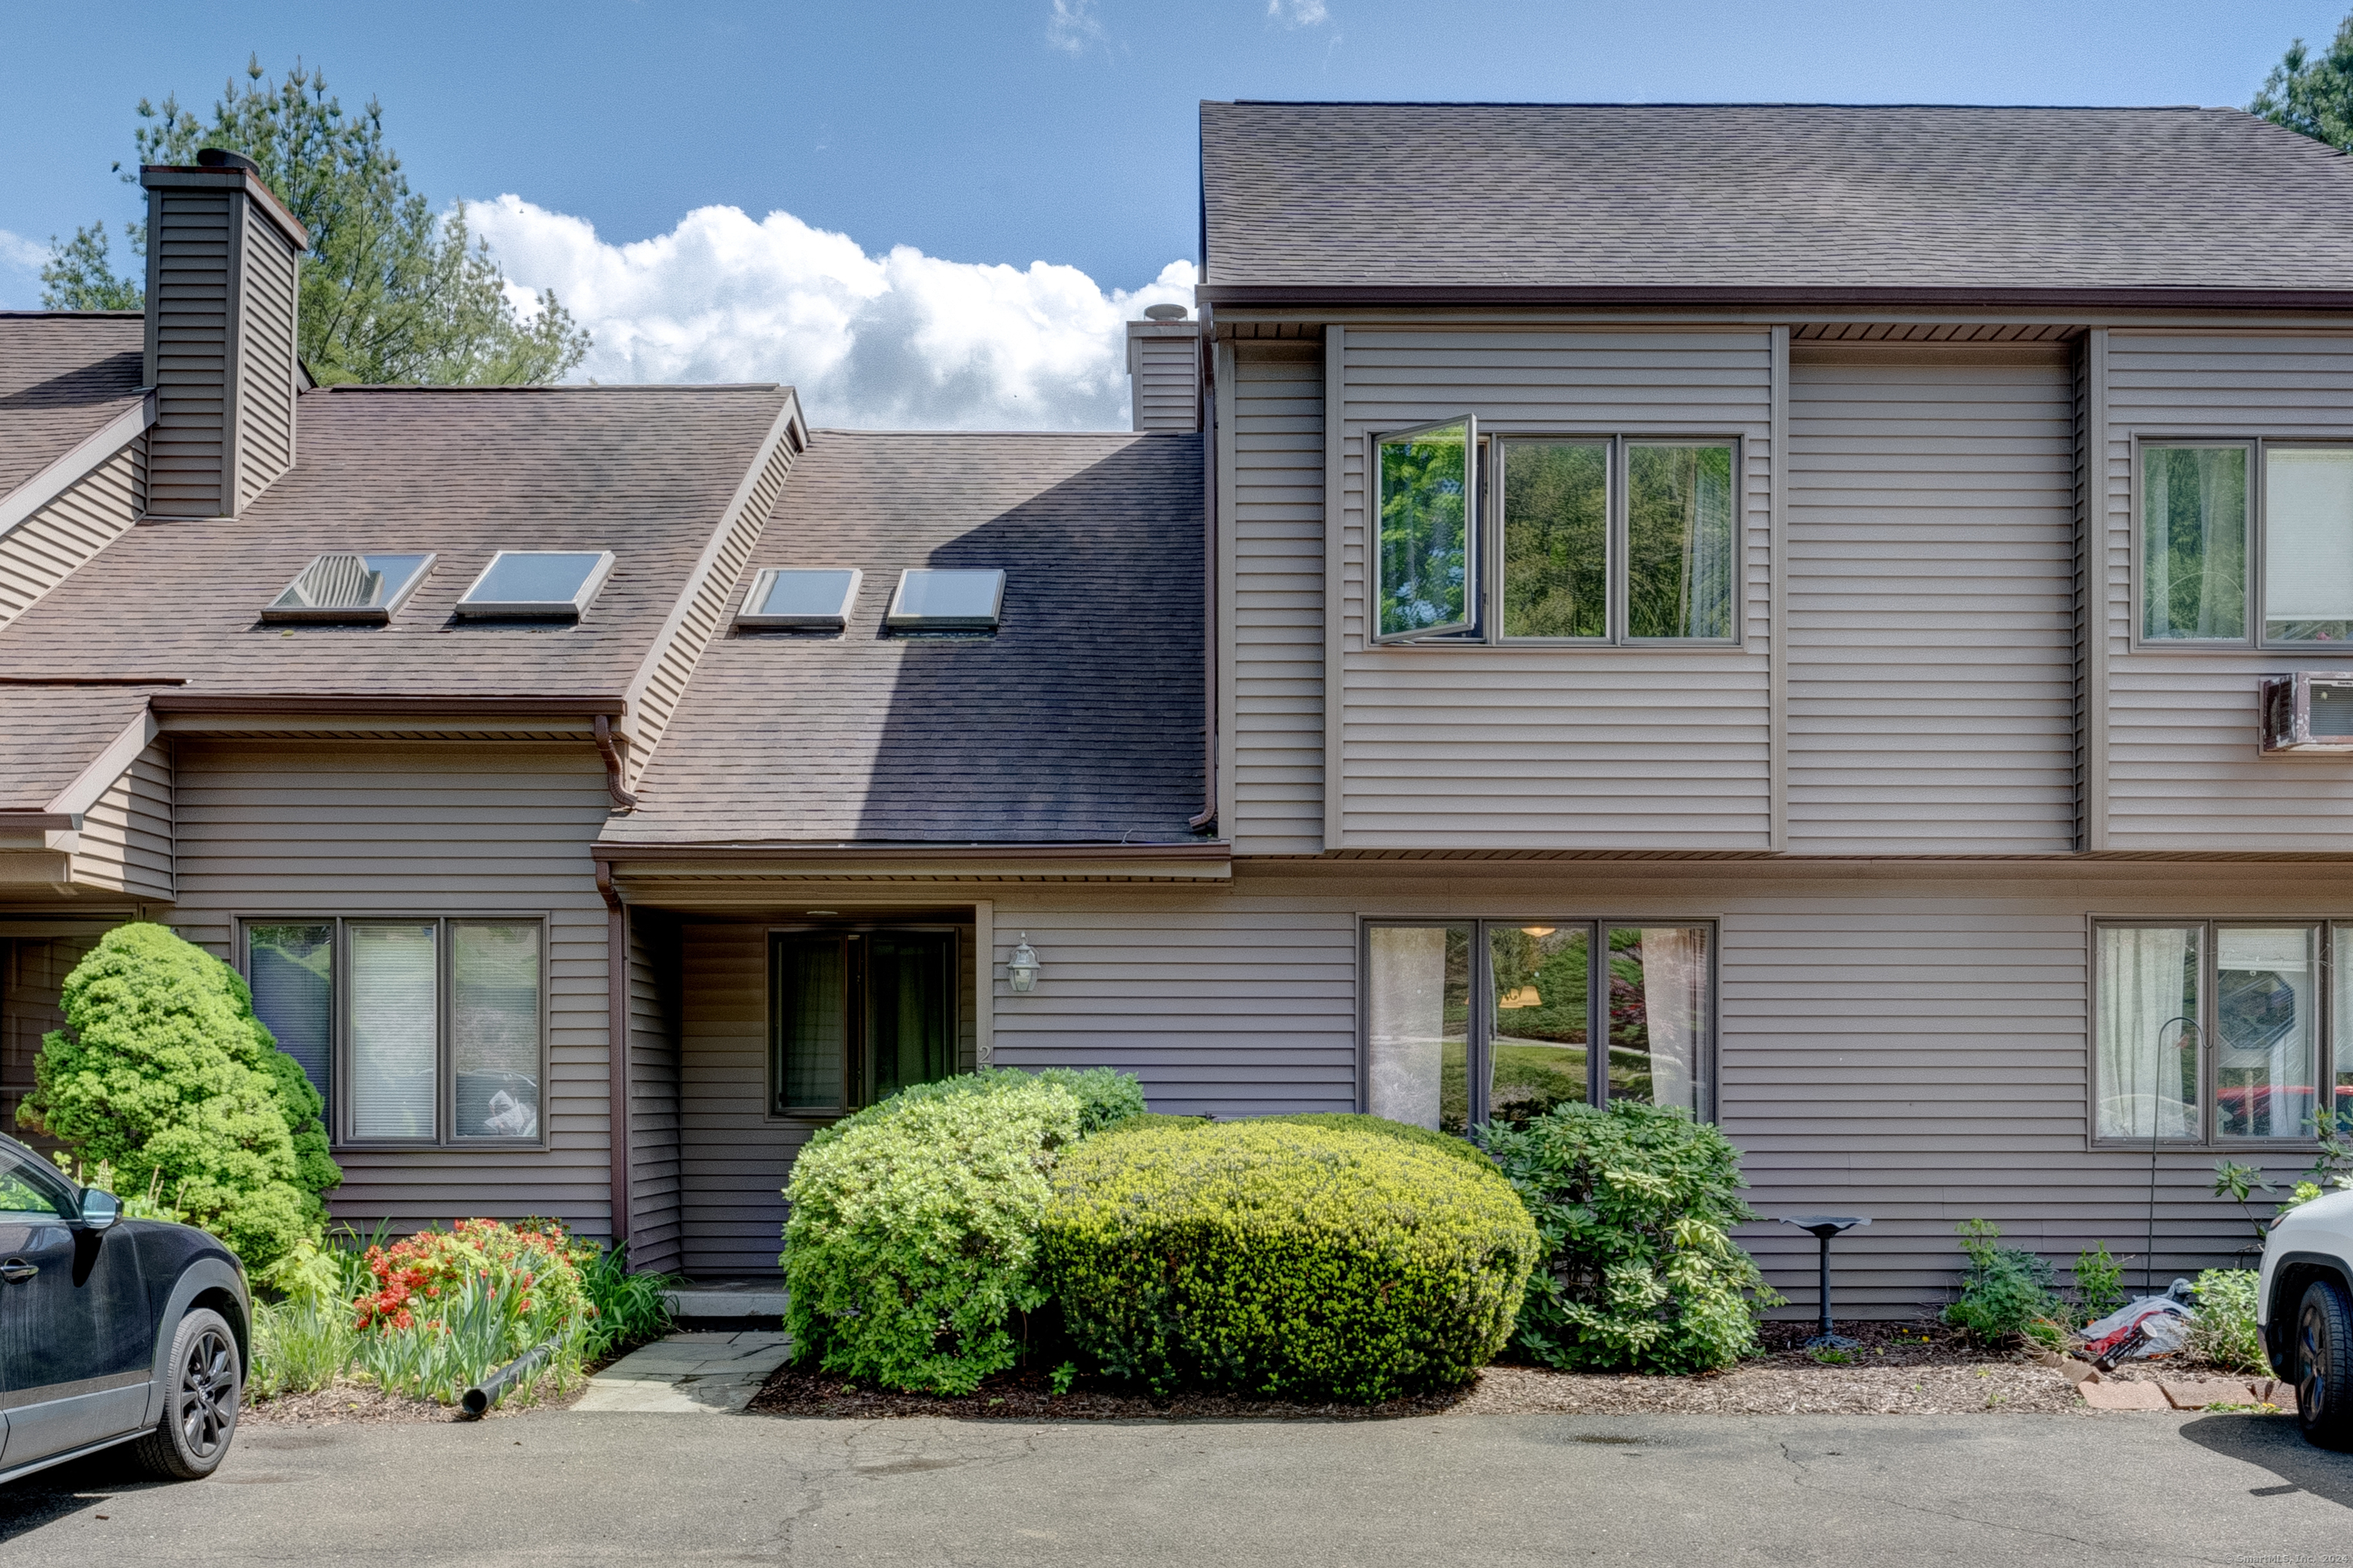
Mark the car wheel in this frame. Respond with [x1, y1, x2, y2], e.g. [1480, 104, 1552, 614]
[133, 1308, 241, 1481]
[2296, 1278, 2353, 1449]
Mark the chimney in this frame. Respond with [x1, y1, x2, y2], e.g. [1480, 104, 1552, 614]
[1127, 305, 1200, 433]
[139, 149, 309, 519]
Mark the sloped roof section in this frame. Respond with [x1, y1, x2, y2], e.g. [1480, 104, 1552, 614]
[0, 313, 146, 500]
[1199, 103, 2353, 294]
[606, 430, 1206, 846]
[0, 384, 790, 696]
[0, 686, 152, 810]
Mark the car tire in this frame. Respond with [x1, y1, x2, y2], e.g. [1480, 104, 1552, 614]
[2296, 1278, 2353, 1450]
[133, 1307, 241, 1481]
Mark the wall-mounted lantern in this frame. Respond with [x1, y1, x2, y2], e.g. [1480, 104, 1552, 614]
[1006, 936, 1042, 994]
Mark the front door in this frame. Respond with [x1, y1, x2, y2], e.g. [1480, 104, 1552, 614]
[0, 1151, 149, 1467]
[771, 928, 957, 1116]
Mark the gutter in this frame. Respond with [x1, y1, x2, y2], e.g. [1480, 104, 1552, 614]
[1192, 300, 1218, 833]
[594, 840, 1232, 866]
[147, 693, 627, 717]
[1193, 283, 2353, 312]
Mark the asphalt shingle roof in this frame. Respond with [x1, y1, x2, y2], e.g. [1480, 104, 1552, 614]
[606, 430, 1206, 846]
[0, 686, 150, 810]
[0, 313, 146, 499]
[0, 383, 790, 695]
[1199, 103, 2353, 292]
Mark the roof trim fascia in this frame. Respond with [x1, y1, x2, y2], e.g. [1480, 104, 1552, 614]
[595, 840, 1229, 863]
[147, 694, 626, 718]
[596, 842, 1232, 882]
[1195, 284, 2353, 311]
[44, 706, 158, 820]
[0, 391, 154, 542]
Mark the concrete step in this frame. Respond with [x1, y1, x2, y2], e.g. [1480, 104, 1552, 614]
[663, 1282, 787, 1320]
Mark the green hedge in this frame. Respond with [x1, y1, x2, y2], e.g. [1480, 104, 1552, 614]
[803, 1066, 1147, 1154]
[1042, 1118, 1538, 1402]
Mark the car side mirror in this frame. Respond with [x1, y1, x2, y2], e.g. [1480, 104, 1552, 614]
[77, 1189, 119, 1232]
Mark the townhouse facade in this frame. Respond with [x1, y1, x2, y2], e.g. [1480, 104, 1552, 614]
[10, 109, 2353, 1311]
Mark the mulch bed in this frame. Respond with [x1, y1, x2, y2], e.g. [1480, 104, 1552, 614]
[242, 1377, 590, 1426]
[744, 1319, 2252, 1422]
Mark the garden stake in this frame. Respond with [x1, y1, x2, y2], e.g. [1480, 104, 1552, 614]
[2145, 1017, 2201, 1296]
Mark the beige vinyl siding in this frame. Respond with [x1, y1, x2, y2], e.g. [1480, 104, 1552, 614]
[1229, 342, 1326, 853]
[1, 931, 104, 1143]
[1334, 329, 1774, 850]
[70, 744, 172, 902]
[623, 425, 797, 792]
[145, 187, 234, 518]
[1133, 333, 1201, 431]
[234, 199, 299, 509]
[170, 741, 615, 1237]
[2103, 330, 2353, 850]
[0, 438, 144, 629]
[1785, 349, 2076, 853]
[626, 910, 683, 1273]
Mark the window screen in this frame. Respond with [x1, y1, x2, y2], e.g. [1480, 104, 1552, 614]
[885, 569, 1004, 630]
[247, 923, 334, 1101]
[457, 551, 615, 617]
[450, 922, 542, 1140]
[2265, 448, 2353, 644]
[1375, 420, 1474, 640]
[2142, 446, 2248, 641]
[739, 568, 861, 630]
[263, 553, 433, 622]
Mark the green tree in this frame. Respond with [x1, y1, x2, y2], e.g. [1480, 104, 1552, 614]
[2254, 14, 2353, 150]
[18, 922, 340, 1273]
[41, 56, 588, 385]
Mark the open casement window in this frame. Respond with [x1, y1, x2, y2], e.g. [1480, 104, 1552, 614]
[1363, 919, 1713, 1133]
[2095, 920, 2333, 1145]
[771, 929, 958, 1117]
[1373, 417, 1478, 642]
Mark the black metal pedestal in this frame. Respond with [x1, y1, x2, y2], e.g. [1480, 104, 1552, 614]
[1777, 1215, 1871, 1350]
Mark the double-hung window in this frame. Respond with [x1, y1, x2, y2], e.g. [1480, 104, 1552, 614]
[1373, 424, 1738, 646]
[243, 918, 546, 1146]
[2093, 920, 2353, 1144]
[2141, 441, 2353, 647]
[1363, 919, 1714, 1134]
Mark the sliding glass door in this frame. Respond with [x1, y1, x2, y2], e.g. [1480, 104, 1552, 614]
[771, 928, 957, 1117]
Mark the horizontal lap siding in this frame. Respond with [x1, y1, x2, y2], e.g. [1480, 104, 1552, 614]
[1337, 330, 1772, 850]
[1788, 353, 2076, 852]
[627, 912, 682, 1273]
[147, 189, 232, 517]
[0, 438, 144, 628]
[1134, 336, 1200, 431]
[72, 745, 172, 902]
[172, 741, 616, 1237]
[2106, 332, 2353, 850]
[234, 201, 298, 508]
[1231, 345, 1324, 853]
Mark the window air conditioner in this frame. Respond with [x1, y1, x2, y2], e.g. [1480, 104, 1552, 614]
[2259, 673, 2353, 754]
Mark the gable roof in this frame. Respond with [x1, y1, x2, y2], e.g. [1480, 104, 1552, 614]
[1198, 103, 2353, 303]
[0, 313, 146, 501]
[0, 383, 793, 700]
[0, 685, 153, 813]
[603, 429, 1206, 846]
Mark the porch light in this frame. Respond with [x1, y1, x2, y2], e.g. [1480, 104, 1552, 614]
[1006, 936, 1042, 994]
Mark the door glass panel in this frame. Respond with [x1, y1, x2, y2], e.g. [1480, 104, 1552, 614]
[867, 933, 955, 1104]
[1376, 421, 1473, 638]
[2265, 447, 2353, 643]
[1367, 925, 1471, 1133]
[450, 922, 541, 1140]
[247, 923, 334, 1103]
[772, 935, 847, 1115]
[2142, 445, 2248, 640]
[2217, 925, 2317, 1139]
[2096, 925, 2203, 1140]
[349, 922, 437, 1140]
[1502, 440, 1608, 638]
[1625, 443, 1736, 640]
[1606, 927, 1712, 1114]
[1487, 925, 1590, 1126]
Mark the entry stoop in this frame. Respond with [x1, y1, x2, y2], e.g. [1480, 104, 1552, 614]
[663, 1280, 787, 1327]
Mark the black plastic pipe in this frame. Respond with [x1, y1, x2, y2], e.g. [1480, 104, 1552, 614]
[460, 1339, 561, 1419]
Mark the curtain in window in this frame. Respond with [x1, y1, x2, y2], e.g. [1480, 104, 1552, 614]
[349, 922, 437, 1139]
[1368, 925, 1469, 1132]
[2142, 447, 2247, 640]
[451, 922, 541, 1140]
[868, 933, 954, 1103]
[773, 935, 846, 1113]
[246, 923, 332, 1102]
[2216, 926, 2316, 1140]
[2096, 926, 2200, 1139]
[2264, 448, 2353, 642]
[1627, 445, 1734, 639]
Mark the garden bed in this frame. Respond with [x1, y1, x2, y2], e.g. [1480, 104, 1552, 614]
[244, 1377, 590, 1426]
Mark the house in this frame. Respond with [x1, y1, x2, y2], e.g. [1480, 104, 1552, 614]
[7, 107, 2353, 1311]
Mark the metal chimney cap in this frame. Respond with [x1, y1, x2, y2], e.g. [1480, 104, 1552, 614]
[196, 148, 262, 174]
[1143, 303, 1187, 322]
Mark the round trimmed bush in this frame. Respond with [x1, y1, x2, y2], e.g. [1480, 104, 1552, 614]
[1041, 1118, 1539, 1402]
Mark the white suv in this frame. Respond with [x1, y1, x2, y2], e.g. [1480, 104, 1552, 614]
[2260, 1187, 2353, 1446]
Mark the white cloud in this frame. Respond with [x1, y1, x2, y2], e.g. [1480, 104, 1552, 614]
[466, 195, 1195, 431]
[0, 229, 48, 273]
[1268, 0, 1330, 24]
[1046, 0, 1107, 54]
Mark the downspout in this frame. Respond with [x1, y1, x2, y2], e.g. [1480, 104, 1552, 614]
[594, 715, 640, 811]
[599, 859, 630, 1248]
[1190, 300, 1218, 833]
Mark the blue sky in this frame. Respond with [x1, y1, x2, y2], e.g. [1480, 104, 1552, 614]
[0, 0, 2342, 426]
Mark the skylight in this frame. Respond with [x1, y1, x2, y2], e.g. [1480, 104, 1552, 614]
[737, 568, 862, 630]
[261, 552, 435, 624]
[454, 551, 616, 620]
[885, 568, 1005, 631]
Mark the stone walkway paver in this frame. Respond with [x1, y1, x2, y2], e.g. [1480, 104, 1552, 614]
[574, 1330, 790, 1413]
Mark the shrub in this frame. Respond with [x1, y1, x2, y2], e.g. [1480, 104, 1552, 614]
[2072, 1242, 2126, 1327]
[19, 922, 340, 1273]
[1943, 1219, 2064, 1346]
[1474, 1101, 1775, 1374]
[784, 1078, 1082, 1395]
[579, 1242, 676, 1361]
[803, 1066, 1146, 1152]
[1253, 1112, 1498, 1171]
[2185, 1268, 2266, 1374]
[352, 1218, 594, 1403]
[1042, 1118, 1539, 1402]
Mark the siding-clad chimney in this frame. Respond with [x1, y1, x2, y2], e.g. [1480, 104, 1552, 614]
[1127, 308, 1201, 432]
[139, 150, 308, 519]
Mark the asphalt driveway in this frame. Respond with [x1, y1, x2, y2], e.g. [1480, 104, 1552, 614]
[0, 1409, 2345, 1566]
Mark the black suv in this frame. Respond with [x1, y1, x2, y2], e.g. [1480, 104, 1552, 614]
[0, 1133, 248, 1485]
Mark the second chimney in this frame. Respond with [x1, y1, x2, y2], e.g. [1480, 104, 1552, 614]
[139, 149, 309, 519]
[1127, 306, 1200, 433]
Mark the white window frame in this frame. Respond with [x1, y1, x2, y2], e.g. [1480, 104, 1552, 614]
[453, 550, 617, 620]
[736, 566, 862, 631]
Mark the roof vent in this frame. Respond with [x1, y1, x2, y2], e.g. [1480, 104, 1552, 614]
[195, 147, 262, 173]
[1143, 303, 1187, 322]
